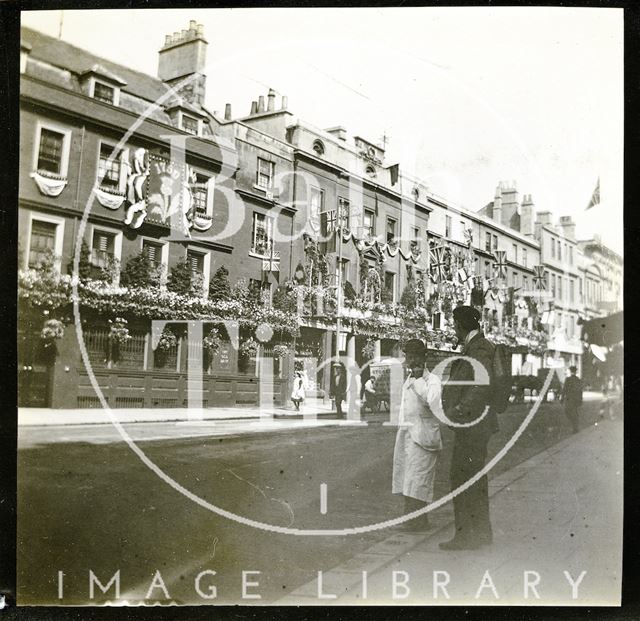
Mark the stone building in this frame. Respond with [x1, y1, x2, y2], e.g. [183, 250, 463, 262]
[19, 22, 552, 410]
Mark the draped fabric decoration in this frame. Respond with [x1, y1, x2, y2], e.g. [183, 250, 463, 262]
[533, 265, 547, 291]
[338, 227, 422, 264]
[429, 246, 448, 283]
[493, 250, 508, 280]
[94, 187, 126, 210]
[464, 227, 473, 248]
[124, 148, 149, 230]
[30, 171, 67, 197]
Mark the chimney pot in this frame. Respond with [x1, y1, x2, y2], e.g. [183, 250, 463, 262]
[196, 23, 204, 36]
[224, 103, 232, 121]
[258, 95, 265, 113]
[189, 20, 197, 30]
[267, 88, 276, 112]
[250, 101, 258, 115]
[281, 95, 288, 110]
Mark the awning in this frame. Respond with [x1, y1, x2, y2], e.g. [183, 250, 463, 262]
[580, 311, 623, 347]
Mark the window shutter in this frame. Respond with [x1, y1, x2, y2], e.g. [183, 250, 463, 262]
[98, 235, 108, 252]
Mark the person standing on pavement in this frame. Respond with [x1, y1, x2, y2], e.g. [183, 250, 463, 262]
[392, 339, 443, 531]
[440, 305, 499, 551]
[291, 371, 306, 410]
[330, 362, 348, 417]
[562, 366, 583, 432]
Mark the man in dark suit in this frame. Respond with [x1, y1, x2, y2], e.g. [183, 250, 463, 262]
[562, 365, 583, 433]
[330, 362, 348, 417]
[440, 305, 498, 551]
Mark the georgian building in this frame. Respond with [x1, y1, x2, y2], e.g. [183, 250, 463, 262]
[19, 23, 297, 407]
[19, 21, 555, 409]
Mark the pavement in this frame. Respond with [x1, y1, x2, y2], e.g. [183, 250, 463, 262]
[17, 391, 607, 427]
[274, 416, 623, 606]
[17, 396, 337, 427]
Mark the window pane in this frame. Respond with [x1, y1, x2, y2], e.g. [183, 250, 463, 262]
[93, 82, 114, 104]
[257, 158, 274, 188]
[252, 212, 272, 254]
[338, 198, 350, 229]
[182, 115, 199, 135]
[38, 128, 64, 174]
[92, 231, 115, 267]
[29, 220, 57, 267]
[142, 241, 162, 268]
[98, 143, 121, 189]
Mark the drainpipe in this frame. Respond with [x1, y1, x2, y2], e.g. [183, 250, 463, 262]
[289, 159, 297, 279]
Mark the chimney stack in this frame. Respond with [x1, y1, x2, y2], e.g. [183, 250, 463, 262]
[257, 95, 265, 113]
[281, 95, 288, 110]
[250, 101, 258, 115]
[224, 103, 232, 121]
[558, 215, 576, 241]
[520, 193, 534, 236]
[325, 126, 347, 141]
[493, 184, 503, 225]
[267, 88, 276, 111]
[158, 22, 208, 105]
[498, 180, 519, 228]
[537, 211, 552, 227]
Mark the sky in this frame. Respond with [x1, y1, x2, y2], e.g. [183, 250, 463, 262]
[22, 7, 623, 253]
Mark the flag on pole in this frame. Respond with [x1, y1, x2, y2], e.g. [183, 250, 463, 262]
[586, 178, 600, 210]
[429, 246, 448, 283]
[532, 265, 546, 291]
[492, 250, 508, 280]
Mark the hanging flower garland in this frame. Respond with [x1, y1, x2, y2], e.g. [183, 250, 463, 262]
[272, 344, 291, 359]
[239, 337, 259, 359]
[203, 327, 222, 356]
[155, 327, 178, 352]
[40, 318, 65, 346]
[108, 317, 131, 345]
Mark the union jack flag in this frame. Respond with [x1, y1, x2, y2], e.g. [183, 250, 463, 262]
[429, 245, 448, 283]
[493, 250, 508, 280]
[532, 265, 546, 290]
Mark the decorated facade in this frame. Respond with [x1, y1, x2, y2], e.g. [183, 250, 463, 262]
[20, 22, 556, 409]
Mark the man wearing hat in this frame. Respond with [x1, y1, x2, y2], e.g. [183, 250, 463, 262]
[562, 365, 583, 433]
[440, 305, 498, 550]
[330, 361, 348, 417]
[392, 338, 443, 531]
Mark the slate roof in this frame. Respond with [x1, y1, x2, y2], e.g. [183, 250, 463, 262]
[21, 26, 171, 103]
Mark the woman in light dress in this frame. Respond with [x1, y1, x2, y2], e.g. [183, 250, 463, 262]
[392, 339, 443, 531]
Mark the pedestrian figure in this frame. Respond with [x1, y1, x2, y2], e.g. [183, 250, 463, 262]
[362, 374, 379, 413]
[291, 370, 306, 410]
[330, 362, 348, 417]
[440, 305, 499, 550]
[392, 339, 443, 531]
[562, 365, 583, 432]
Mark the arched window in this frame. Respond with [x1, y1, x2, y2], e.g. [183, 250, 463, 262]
[365, 165, 376, 178]
[312, 140, 325, 156]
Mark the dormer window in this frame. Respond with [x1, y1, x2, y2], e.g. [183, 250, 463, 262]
[181, 113, 200, 136]
[92, 81, 115, 104]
